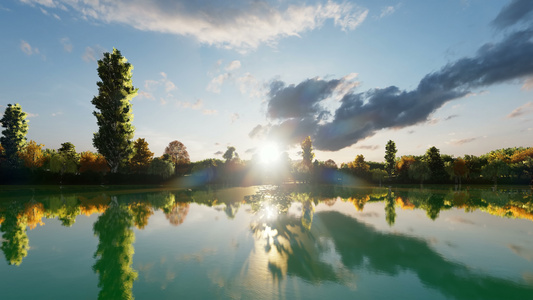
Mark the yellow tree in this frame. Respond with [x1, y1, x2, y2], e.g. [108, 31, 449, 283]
[18, 140, 46, 169]
[301, 136, 314, 169]
[79, 151, 110, 173]
[130, 138, 153, 173]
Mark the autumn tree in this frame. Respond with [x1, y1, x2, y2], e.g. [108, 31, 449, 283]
[396, 155, 416, 182]
[351, 154, 370, 174]
[130, 138, 153, 173]
[0, 104, 28, 168]
[79, 151, 110, 173]
[384, 140, 397, 179]
[164, 140, 189, 175]
[92, 48, 137, 173]
[19, 140, 46, 169]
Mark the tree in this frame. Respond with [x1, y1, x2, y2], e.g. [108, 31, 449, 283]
[409, 160, 431, 187]
[223, 146, 239, 163]
[482, 159, 509, 187]
[397, 155, 416, 182]
[92, 48, 137, 173]
[301, 136, 315, 169]
[130, 138, 153, 173]
[164, 140, 189, 165]
[0, 104, 28, 168]
[148, 158, 174, 179]
[424, 146, 446, 182]
[58, 142, 79, 163]
[19, 140, 46, 169]
[384, 140, 397, 179]
[79, 151, 110, 173]
[351, 154, 370, 174]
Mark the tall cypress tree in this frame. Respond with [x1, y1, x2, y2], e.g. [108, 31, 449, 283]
[92, 48, 137, 173]
[0, 103, 28, 168]
[384, 140, 397, 179]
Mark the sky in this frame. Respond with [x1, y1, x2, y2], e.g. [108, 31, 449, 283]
[1, 0, 532, 164]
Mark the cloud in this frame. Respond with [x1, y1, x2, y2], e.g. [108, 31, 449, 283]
[379, 5, 397, 18]
[214, 151, 223, 156]
[137, 91, 155, 101]
[225, 60, 241, 71]
[251, 26, 533, 151]
[142, 72, 178, 104]
[60, 37, 72, 52]
[237, 73, 264, 98]
[82, 45, 106, 62]
[492, 0, 533, 29]
[51, 111, 63, 117]
[206, 73, 229, 93]
[202, 109, 218, 115]
[180, 99, 204, 110]
[448, 138, 477, 146]
[231, 113, 240, 123]
[444, 114, 459, 121]
[355, 145, 379, 150]
[245, 148, 256, 154]
[20, 40, 39, 55]
[507, 102, 533, 118]
[522, 77, 533, 90]
[26, 112, 39, 118]
[20, 0, 368, 51]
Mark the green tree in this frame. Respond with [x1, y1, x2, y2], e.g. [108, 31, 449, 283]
[93, 198, 137, 300]
[0, 202, 29, 265]
[223, 146, 239, 163]
[130, 138, 153, 173]
[482, 159, 509, 187]
[301, 136, 315, 169]
[58, 142, 79, 163]
[0, 104, 28, 168]
[409, 160, 431, 187]
[424, 146, 446, 182]
[92, 48, 137, 173]
[351, 154, 370, 175]
[384, 140, 397, 179]
[148, 158, 174, 179]
[385, 188, 396, 226]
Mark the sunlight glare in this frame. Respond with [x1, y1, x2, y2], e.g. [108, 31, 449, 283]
[259, 142, 280, 165]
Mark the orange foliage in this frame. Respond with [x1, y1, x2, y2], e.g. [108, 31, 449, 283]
[19, 140, 46, 169]
[511, 148, 533, 163]
[348, 195, 370, 211]
[0, 215, 4, 226]
[129, 202, 154, 229]
[79, 195, 111, 216]
[165, 202, 190, 226]
[396, 197, 415, 210]
[487, 204, 533, 222]
[22, 202, 45, 230]
[79, 151, 110, 173]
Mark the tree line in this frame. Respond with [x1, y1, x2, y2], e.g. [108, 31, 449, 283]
[1, 48, 532, 185]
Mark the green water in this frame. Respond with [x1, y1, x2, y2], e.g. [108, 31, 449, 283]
[1, 185, 532, 299]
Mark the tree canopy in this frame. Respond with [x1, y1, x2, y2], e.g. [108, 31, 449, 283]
[92, 48, 137, 173]
[0, 104, 28, 168]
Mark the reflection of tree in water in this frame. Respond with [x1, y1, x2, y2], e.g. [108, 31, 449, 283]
[93, 197, 137, 300]
[165, 202, 190, 226]
[252, 208, 533, 299]
[45, 195, 81, 227]
[129, 201, 153, 229]
[385, 188, 396, 226]
[0, 201, 29, 266]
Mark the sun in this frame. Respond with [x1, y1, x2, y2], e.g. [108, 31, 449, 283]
[259, 142, 280, 165]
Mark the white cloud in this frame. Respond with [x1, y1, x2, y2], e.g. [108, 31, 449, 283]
[137, 91, 155, 101]
[19, 0, 368, 51]
[20, 40, 39, 55]
[51, 111, 63, 117]
[82, 45, 106, 62]
[202, 109, 218, 115]
[207, 73, 230, 94]
[236, 72, 264, 98]
[523, 77, 533, 90]
[225, 60, 241, 71]
[180, 99, 204, 110]
[26, 112, 39, 118]
[380, 6, 396, 18]
[507, 102, 533, 118]
[60, 37, 72, 52]
[231, 113, 240, 123]
[143, 72, 178, 103]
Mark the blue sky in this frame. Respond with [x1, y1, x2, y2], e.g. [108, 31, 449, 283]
[1, 0, 532, 164]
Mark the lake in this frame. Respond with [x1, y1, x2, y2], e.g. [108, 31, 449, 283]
[1, 185, 532, 299]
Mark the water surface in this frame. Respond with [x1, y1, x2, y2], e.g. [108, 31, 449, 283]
[1, 185, 532, 299]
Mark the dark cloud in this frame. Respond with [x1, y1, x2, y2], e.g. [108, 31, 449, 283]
[492, 0, 533, 29]
[214, 151, 223, 156]
[267, 78, 342, 119]
[355, 145, 380, 150]
[449, 138, 477, 145]
[252, 27, 533, 151]
[444, 114, 459, 121]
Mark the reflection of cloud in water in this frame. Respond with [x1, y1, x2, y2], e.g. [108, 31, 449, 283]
[357, 212, 379, 218]
[249, 211, 533, 299]
[176, 248, 218, 263]
[524, 272, 533, 286]
[509, 244, 533, 261]
[446, 216, 477, 225]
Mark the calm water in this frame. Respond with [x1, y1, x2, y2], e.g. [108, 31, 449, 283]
[1, 185, 532, 299]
